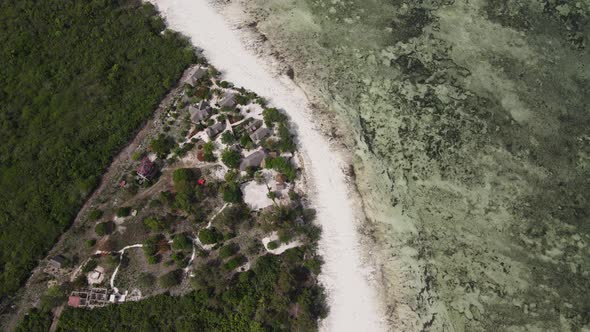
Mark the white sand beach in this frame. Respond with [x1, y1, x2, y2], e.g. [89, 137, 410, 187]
[146, 0, 386, 330]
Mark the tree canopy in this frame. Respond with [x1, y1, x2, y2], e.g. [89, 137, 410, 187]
[0, 0, 195, 297]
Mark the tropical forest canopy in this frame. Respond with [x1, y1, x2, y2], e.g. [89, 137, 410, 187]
[0, 0, 195, 297]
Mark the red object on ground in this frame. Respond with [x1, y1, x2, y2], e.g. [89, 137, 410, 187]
[118, 180, 126, 188]
[68, 296, 81, 307]
[137, 157, 157, 180]
[197, 178, 206, 186]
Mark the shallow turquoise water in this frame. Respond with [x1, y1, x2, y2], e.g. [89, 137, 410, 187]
[236, 0, 590, 330]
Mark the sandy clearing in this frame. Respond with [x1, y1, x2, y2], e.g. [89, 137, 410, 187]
[262, 232, 303, 255]
[147, 0, 386, 330]
[241, 181, 273, 210]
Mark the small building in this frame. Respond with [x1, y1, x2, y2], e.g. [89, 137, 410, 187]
[87, 266, 105, 285]
[48, 255, 66, 270]
[68, 288, 108, 308]
[219, 92, 236, 108]
[190, 105, 212, 123]
[249, 127, 270, 144]
[109, 291, 127, 304]
[244, 119, 263, 134]
[185, 66, 208, 86]
[240, 150, 267, 172]
[205, 122, 226, 139]
[68, 295, 83, 308]
[136, 158, 157, 181]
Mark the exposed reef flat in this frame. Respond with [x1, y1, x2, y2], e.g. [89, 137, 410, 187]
[222, 0, 590, 330]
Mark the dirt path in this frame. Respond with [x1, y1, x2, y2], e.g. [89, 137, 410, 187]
[48, 305, 64, 332]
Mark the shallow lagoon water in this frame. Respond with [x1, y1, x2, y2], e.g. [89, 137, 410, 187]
[231, 0, 590, 330]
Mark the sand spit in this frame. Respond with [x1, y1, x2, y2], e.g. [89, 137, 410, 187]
[146, 0, 386, 330]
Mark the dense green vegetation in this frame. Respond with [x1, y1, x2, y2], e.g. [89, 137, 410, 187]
[0, 0, 195, 297]
[57, 255, 327, 331]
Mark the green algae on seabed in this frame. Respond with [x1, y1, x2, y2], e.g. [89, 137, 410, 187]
[232, 0, 590, 330]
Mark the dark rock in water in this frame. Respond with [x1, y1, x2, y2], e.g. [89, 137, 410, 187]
[346, 164, 356, 179]
[286, 66, 295, 79]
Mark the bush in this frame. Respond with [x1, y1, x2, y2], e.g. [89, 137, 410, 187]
[267, 241, 279, 250]
[277, 123, 296, 152]
[203, 142, 216, 162]
[171, 252, 186, 267]
[218, 243, 239, 259]
[264, 157, 296, 181]
[222, 182, 242, 203]
[105, 254, 119, 267]
[138, 272, 155, 288]
[116, 207, 131, 217]
[224, 255, 246, 270]
[82, 259, 98, 273]
[171, 234, 192, 251]
[278, 229, 293, 243]
[131, 150, 144, 161]
[150, 133, 175, 158]
[221, 149, 241, 169]
[85, 239, 96, 248]
[159, 269, 182, 288]
[224, 169, 239, 182]
[147, 255, 160, 265]
[143, 217, 165, 232]
[40, 286, 65, 311]
[220, 131, 236, 145]
[88, 209, 103, 221]
[95, 221, 114, 236]
[198, 228, 222, 245]
[262, 108, 286, 127]
[172, 168, 194, 193]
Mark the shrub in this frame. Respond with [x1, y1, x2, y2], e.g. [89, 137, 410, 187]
[159, 269, 182, 288]
[171, 252, 186, 267]
[172, 168, 194, 193]
[221, 131, 236, 145]
[222, 182, 242, 203]
[264, 157, 296, 181]
[278, 229, 293, 243]
[94, 221, 114, 236]
[267, 241, 279, 250]
[262, 107, 286, 127]
[199, 228, 222, 245]
[87, 209, 103, 221]
[84, 239, 96, 248]
[203, 142, 216, 162]
[143, 217, 165, 232]
[116, 207, 131, 217]
[82, 259, 98, 273]
[160, 191, 174, 206]
[221, 149, 241, 169]
[277, 123, 296, 152]
[224, 169, 239, 182]
[150, 133, 175, 158]
[218, 243, 239, 259]
[138, 272, 155, 288]
[224, 255, 246, 270]
[105, 254, 120, 267]
[147, 255, 160, 265]
[131, 150, 144, 161]
[171, 234, 192, 251]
